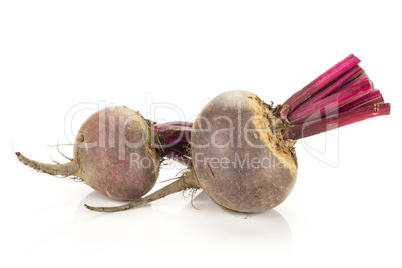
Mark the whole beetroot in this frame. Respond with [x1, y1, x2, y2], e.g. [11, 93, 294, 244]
[191, 90, 297, 212]
[73, 106, 160, 200]
[17, 106, 191, 201]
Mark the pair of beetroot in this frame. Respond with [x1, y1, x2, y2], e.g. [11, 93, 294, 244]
[17, 54, 391, 213]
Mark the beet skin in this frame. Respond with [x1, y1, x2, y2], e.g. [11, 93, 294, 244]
[191, 90, 298, 212]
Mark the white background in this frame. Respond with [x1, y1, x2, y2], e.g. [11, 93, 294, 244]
[1, 1, 401, 267]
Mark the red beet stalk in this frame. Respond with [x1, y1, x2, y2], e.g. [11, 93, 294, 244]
[339, 90, 383, 113]
[288, 72, 374, 124]
[277, 54, 390, 140]
[278, 54, 361, 122]
[295, 65, 364, 110]
[152, 122, 193, 162]
[284, 103, 390, 139]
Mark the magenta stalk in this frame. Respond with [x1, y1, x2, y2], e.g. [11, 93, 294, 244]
[279, 54, 361, 121]
[284, 103, 390, 140]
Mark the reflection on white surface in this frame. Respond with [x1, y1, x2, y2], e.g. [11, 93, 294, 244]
[29, 190, 292, 255]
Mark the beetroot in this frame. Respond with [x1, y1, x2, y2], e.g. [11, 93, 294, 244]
[191, 90, 297, 212]
[17, 106, 192, 200]
[71, 55, 394, 212]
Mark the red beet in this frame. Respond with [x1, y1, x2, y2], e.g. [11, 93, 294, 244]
[190, 90, 297, 212]
[16, 106, 192, 200]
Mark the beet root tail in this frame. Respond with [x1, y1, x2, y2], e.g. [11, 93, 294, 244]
[16, 152, 79, 177]
[85, 170, 200, 212]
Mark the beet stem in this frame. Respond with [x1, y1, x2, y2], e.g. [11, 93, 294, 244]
[339, 90, 384, 113]
[152, 122, 193, 163]
[288, 73, 374, 124]
[153, 121, 194, 130]
[85, 170, 200, 212]
[285, 103, 391, 140]
[280, 54, 361, 120]
[152, 123, 192, 147]
[276, 54, 391, 140]
[296, 65, 363, 109]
